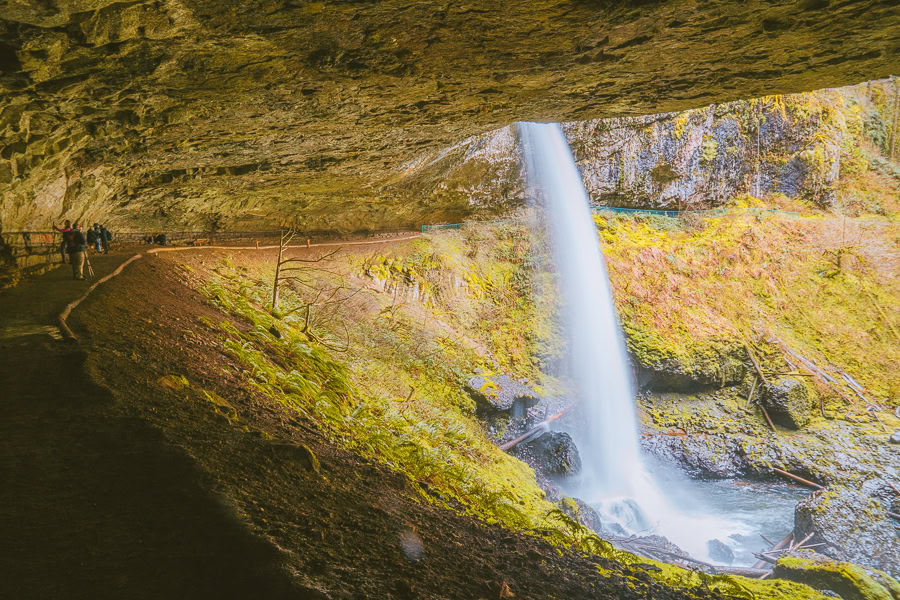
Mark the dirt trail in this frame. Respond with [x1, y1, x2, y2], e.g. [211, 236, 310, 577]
[0, 254, 297, 599]
[0, 247, 728, 599]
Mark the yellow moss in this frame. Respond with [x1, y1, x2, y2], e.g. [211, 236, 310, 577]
[157, 374, 190, 390]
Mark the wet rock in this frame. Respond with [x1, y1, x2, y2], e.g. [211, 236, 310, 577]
[466, 373, 541, 417]
[640, 433, 747, 480]
[794, 486, 900, 575]
[559, 497, 602, 533]
[707, 539, 734, 565]
[773, 552, 900, 600]
[761, 378, 813, 430]
[624, 535, 690, 562]
[514, 431, 581, 477]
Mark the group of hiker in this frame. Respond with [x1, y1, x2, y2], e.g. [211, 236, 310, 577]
[52, 221, 113, 280]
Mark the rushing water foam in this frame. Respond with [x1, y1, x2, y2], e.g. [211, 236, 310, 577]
[518, 121, 764, 563]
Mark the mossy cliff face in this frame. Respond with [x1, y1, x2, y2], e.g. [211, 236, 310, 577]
[1, 1, 899, 231]
[396, 80, 900, 214]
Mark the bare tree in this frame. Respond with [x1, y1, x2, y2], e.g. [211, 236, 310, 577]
[271, 228, 360, 351]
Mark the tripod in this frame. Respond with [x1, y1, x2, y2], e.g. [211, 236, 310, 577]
[84, 251, 95, 278]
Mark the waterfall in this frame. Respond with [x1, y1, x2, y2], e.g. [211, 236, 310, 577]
[518, 122, 744, 562]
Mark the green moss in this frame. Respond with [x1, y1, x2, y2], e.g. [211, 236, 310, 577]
[700, 136, 719, 164]
[774, 556, 899, 600]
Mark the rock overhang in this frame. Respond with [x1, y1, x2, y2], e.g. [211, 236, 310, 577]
[0, 0, 898, 231]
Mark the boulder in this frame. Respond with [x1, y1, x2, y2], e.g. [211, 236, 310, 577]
[466, 373, 541, 417]
[762, 378, 813, 430]
[794, 486, 900, 575]
[513, 431, 581, 477]
[558, 497, 629, 539]
[707, 539, 734, 565]
[624, 329, 745, 393]
[773, 552, 900, 600]
[890, 430, 900, 444]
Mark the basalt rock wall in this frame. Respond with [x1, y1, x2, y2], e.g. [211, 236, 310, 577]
[394, 80, 898, 214]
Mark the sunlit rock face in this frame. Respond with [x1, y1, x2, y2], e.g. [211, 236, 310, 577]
[1, 1, 898, 231]
[397, 80, 896, 213]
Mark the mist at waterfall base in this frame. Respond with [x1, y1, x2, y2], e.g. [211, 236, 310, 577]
[517, 122, 801, 566]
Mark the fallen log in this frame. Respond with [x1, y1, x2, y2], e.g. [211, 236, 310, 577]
[752, 531, 793, 570]
[746, 376, 758, 408]
[623, 544, 716, 570]
[760, 404, 777, 433]
[499, 405, 577, 452]
[888, 481, 900, 497]
[744, 342, 769, 385]
[772, 468, 824, 490]
[714, 567, 772, 578]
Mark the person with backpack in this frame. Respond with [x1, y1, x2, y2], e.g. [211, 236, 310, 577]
[100, 225, 112, 254]
[63, 223, 87, 280]
[86, 224, 100, 253]
[52, 220, 71, 264]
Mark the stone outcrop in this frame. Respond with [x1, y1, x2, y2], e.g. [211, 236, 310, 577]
[794, 486, 900, 575]
[707, 539, 735, 565]
[1, 2, 898, 231]
[394, 80, 899, 218]
[466, 373, 540, 417]
[512, 431, 581, 478]
[773, 553, 900, 600]
[762, 378, 814, 430]
[629, 334, 746, 392]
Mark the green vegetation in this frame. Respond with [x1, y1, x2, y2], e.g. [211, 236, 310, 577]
[598, 207, 900, 408]
[774, 556, 900, 600]
[176, 225, 838, 598]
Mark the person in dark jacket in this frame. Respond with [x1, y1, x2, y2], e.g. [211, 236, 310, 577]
[63, 223, 87, 280]
[100, 225, 111, 253]
[52, 220, 71, 263]
[86, 225, 100, 252]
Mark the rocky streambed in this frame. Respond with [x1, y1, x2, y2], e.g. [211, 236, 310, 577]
[471, 362, 900, 586]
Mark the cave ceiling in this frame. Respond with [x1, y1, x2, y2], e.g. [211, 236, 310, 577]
[0, 0, 898, 231]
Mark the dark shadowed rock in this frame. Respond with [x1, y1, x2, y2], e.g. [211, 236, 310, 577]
[466, 374, 541, 416]
[762, 378, 813, 430]
[794, 486, 900, 575]
[512, 431, 581, 477]
[706, 539, 734, 565]
[890, 430, 900, 444]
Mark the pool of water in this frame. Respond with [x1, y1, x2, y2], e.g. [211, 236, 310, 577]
[683, 478, 808, 566]
[582, 463, 809, 567]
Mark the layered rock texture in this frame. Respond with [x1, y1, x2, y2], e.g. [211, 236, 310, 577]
[401, 79, 900, 215]
[794, 487, 900, 575]
[1, 1, 899, 231]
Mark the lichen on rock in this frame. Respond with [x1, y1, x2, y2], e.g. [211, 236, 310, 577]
[762, 378, 814, 430]
[773, 553, 900, 600]
[794, 486, 900, 575]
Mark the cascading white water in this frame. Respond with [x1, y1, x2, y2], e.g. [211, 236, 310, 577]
[518, 122, 748, 562]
